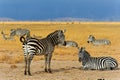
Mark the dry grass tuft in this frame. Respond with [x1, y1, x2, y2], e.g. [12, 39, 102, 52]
[8, 56, 24, 64]
[10, 64, 17, 69]
[0, 54, 10, 63]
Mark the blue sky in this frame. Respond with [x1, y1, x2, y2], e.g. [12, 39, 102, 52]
[0, 0, 120, 21]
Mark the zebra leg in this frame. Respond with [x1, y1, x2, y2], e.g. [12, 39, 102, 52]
[47, 53, 52, 73]
[44, 54, 48, 72]
[28, 54, 34, 76]
[24, 56, 28, 75]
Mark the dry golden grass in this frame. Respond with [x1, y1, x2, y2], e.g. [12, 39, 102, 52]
[0, 22, 120, 64]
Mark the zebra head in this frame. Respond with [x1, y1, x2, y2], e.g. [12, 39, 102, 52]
[78, 47, 85, 62]
[10, 29, 16, 36]
[78, 47, 91, 62]
[1, 30, 4, 34]
[87, 35, 95, 43]
[47, 30, 66, 46]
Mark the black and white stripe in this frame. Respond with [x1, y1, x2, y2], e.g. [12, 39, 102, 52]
[20, 30, 65, 76]
[1, 28, 30, 40]
[78, 47, 118, 70]
[10, 28, 30, 38]
[58, 40, 78, 48]
[87, 35, 111, 45]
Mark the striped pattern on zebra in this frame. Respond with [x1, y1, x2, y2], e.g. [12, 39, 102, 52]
[10, 28, 30, 38]
[1, 28, 30, 40]
[1, 31, 14, 40]
[58, 40, 78, 48]
[87, 35, 111, 45]
[20, 30, 66, 76]
[78, 47, 118, 70]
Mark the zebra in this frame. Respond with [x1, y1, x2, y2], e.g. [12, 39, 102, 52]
[1, 31, 14, 40]
[87, 35, 111, 46]
[10, 28, 30, 39]
[58, 40, 79, 48]
[1, 28, 30, 40]
[78, 47, 118, 70]
[20, 30, 66, 76]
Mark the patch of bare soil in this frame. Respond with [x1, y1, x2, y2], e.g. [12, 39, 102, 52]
[0, 60, 120, 80]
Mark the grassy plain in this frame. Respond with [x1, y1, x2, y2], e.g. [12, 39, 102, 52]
[0, 22, 120, 64]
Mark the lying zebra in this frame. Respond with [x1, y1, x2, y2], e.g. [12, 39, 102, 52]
[87, 35, 111, 46]
[78, 47, 118, 70]
[58, 40, 79, 48]
[1, 28, 30, 40]
[20, 30, 66, 76]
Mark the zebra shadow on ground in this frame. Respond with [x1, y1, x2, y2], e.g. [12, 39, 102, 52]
[34, 66, 120, 75]
[78, 66, 120, 71]
[34, 66, 80, 74]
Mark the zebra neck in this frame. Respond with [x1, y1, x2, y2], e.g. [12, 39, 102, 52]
[83, 56, 91, 62]
[47, 37, 58, 46]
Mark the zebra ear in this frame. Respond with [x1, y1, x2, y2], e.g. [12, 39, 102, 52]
[10, 29, 15, 31]
[81, 47, 85, 52]
[62, 29, 66, 33]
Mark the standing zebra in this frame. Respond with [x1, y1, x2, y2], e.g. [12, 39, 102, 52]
[87, 35, 111, 46]
[78, 47, 118, 70]
[20, 30, 66, 76]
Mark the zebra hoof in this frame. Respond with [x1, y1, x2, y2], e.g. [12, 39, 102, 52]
[24, 71, 27, 75]
[28, 73, 32, 76]
[45, 69, 48, 72]
[28, 72, 32, 76]
[48, 69, 52, 73]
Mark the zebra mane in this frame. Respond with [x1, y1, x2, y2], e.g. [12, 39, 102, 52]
[89, 35, 96, 40]
[82, 48, 91, 57]
[79, 47, 91, 62]
[47, 30, 62, 37]
[46, 30, 62, 45]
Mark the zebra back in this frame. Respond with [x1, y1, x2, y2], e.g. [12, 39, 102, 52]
[10, 28, 30, 37]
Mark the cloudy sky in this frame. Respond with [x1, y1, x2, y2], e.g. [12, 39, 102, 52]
[0, 0, 120, 21]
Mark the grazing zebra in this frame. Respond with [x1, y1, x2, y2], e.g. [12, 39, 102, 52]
[1, 28, 30, 40]
[59, 40, 78, 48]
[78, 47, 118, 70]
[20, 30, 66, 76]
[87, 35, 111, 45]
[1, 31, 14, 40]
[10, 28, 30, 39]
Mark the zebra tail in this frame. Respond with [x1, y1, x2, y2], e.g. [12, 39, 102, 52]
[20, 36, 26, 43]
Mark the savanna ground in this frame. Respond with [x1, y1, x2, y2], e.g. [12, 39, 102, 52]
[0, 22, 120, 80]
